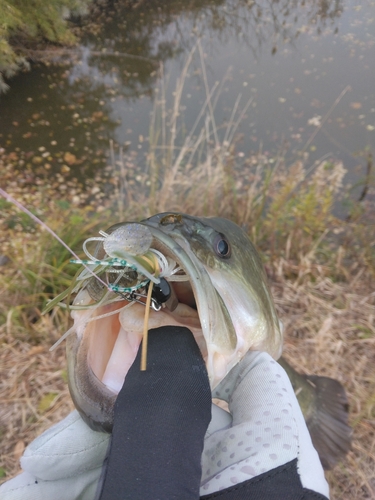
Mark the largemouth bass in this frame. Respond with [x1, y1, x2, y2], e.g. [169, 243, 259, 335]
[61, 212, 351, 470]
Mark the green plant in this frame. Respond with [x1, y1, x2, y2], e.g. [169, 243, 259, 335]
[0, 0, 92, 91]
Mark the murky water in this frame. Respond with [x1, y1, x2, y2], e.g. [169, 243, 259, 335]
[0, 0, 374, 201]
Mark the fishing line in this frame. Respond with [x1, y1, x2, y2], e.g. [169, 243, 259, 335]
[86, 300, 136, 323]
[49, 324, 76, 351]
[0, 188, 109, 290]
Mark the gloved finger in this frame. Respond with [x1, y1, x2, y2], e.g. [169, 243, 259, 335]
[99, 325, 212, 500]
[22, 410, 109, 481]
[205, 403, 232, 438]
[0, 411, 110, 500]
[201, 351, 329, 498]
[0, 468, 102, 500]
[212, 349, 263, 404]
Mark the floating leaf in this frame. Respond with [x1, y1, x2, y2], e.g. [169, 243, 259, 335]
[308, 116, 322, 127]
[63, 152, 77, 165]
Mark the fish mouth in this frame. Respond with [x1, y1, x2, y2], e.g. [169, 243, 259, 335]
[75, 268, 205, 394]
[65, 213, 282, 432]
[65, 216, 237, 432]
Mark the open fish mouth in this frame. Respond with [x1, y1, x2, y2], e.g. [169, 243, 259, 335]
[59, 213, 282, 432]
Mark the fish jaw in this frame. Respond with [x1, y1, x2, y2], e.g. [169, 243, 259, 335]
[66, 290, 204, 432]
[141, 222, 240, 377]
[208, 267, 282, 361]
[66, 292, 117, 432]
[65, 214, 282, 432]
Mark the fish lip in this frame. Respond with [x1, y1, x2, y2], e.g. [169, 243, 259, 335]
[66, 217, 232, 432]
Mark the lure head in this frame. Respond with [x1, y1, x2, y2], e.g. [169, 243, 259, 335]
[65, 213, 282, 432]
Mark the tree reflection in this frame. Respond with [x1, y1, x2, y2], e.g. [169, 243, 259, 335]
[74, 0, 344, 99]
[0, 0, 345, 182]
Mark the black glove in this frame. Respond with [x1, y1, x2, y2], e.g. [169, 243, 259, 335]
[98, 325, 212, 500]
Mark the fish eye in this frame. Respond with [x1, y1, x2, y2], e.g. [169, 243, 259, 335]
[214, 233, 231, 258]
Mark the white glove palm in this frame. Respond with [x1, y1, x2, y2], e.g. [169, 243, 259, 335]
[0, 411, 109, 500]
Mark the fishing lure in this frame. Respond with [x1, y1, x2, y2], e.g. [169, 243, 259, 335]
[70, 223, 181, 309]
[0, 187, 184, 369]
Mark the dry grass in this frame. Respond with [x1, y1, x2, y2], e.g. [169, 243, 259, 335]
[0, 248, 374, 498]
[0, 322, 74, 480]
[272, 262, 375, 499]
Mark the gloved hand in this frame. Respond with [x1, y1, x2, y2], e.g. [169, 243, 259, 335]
[0, 325, 213, 500]
[201, 350, 330, 499]
[0, 327, 330, 500]
[0, 410, 110, 500]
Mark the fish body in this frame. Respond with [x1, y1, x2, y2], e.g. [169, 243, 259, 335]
[64, 212, 351, 468]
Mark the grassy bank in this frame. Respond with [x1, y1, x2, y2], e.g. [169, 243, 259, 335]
[0, 61, 374, 497]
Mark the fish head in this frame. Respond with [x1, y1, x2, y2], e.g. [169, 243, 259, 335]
[65, 212, 282, 432]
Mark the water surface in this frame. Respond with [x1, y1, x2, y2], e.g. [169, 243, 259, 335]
[0, 0, 374, 201]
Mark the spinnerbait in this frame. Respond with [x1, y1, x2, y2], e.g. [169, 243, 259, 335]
[70, 223, 181, 311]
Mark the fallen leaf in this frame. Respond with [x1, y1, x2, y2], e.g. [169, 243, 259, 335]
[14, 441, 25, 460]
[38, 393, 59, 413]
[63, 152, 77, 165]
[350, 102, 362, 109]
[8, 152, 18, 161]
[28, 346, 45, 356]
[92, 111, 103, 119]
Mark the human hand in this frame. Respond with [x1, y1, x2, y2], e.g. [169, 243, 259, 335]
[0, 410, 110, 500]
[0, 326, 213, 500]
[0, 329, 330, 500]
[200, 350, 330, 499]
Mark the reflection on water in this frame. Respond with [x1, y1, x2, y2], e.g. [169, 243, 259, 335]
[0, 0, 374, 197]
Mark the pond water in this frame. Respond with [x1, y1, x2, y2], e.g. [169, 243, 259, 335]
[0, 0, 374, 206]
